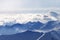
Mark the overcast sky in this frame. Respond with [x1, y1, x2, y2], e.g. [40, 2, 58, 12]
[0, 0, 60, 12]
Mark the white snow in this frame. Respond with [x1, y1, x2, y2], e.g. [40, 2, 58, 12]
[0, 12, 58, 25]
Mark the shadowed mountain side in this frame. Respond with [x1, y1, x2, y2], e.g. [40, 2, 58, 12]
[0, 31, 43, 40]
[0, 31, 59, 40]
[0, 21, 59, 35]
[40, 31, 60, 40]
[40, 21, 57, 30]
[25, 21, 44, 31]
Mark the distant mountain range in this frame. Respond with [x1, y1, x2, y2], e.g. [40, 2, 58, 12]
[0, 11, 60, 40]
[0, 20, 60, 35]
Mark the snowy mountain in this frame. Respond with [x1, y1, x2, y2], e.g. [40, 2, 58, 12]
[0, 11, 60, 40]
[0, 11, 58, 25]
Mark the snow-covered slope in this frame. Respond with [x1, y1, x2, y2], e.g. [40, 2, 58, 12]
[0, 10, 60, 40]
[0, 11, 59, 35]
[0, 12, 58, 25]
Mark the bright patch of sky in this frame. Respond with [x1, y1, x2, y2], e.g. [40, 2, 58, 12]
[0, 0, 59, 12]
